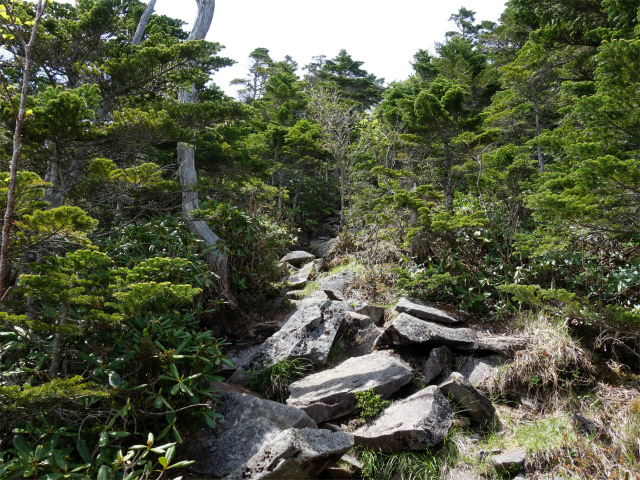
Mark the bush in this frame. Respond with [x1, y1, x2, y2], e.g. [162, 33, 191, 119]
[247, 359, 312, 402]
[355, 389, 390, 420]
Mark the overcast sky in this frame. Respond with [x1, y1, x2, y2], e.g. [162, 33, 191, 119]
[64, 0, 509, 97]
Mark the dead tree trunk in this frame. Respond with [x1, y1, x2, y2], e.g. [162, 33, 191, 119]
[177, 0, 234, 305]
[132, 0, 156, 45]
[0, 0, 49, 300]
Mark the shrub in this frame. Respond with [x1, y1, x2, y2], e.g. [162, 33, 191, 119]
[355, 389, 390, 420]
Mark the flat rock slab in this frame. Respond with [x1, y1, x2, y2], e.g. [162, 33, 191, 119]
[287, 261, 314, 288]
[375, 313, 478, 350]
[280, 250, 315, 266]
[354, 386, 453, 452]
[463, 335, 528, 356]
[229, 299, 348, 385]
[423, 347, 456, 384]
[223, 428, 354, 480]
[439, 372, 496, 426]
[187, 386, 317, 477]
[337, 311, 383, 358]
[457, 355, 504, 387]
[394, 298, 462, 325]
[490, 449, 526, 473]
[287, 351, 413, 423]
[320, 271, 356, 301]
[444, 468, 483, 480]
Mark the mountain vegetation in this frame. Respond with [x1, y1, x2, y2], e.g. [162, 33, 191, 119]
[0, 0, 638, 478]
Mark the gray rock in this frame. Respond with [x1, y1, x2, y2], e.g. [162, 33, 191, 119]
[457, 355, 504, 387]
[312, 238, 337, 258]
[187, 386, 317, 477]
[320, 271, 356, 301]
[471, 335, 527, 356]
[353, 386, 453, 452]
[287, 261, 314, 288]
[490, 448, 526, 473]
[394, 298, 462, 325]
[280, 250, 316, 266]
[444, 468, 483, 480]
[571, 413, 602, 437]
[223, 428, 354, 480]
[337, 311, 383, 358]
[374, 313, 478, 350]
[229, 300, 348, 385]
[439, 372, 496, 426]
[287, 351, 413, 423]
[423, 347, 456, 384]
[352, 304, 386, 324]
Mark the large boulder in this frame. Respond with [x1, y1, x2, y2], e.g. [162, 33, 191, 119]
[336, 311, 383, 358]
[223, 428, 354, 480]
[287, 261, 314, 288]
[439, 372, 496, 426]
[352, 304, 386, 324]
[457, 355, 504, 388]
[312, 238, 337, 258]
[287, 351, 413, 423]
[320, 271, 356, 301]
[229, 299, 348, 385]
[374, 313, 478, 350]
[280, 250, 315, 266]
[353, 386, 453, 452]
[467, 335, 527, 356]
[187, 386, 317, 477]
[423, 347, 456, 384]
[394, 298, 462, 325]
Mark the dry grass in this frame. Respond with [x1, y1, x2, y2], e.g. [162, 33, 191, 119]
[488, 312, 596, 403]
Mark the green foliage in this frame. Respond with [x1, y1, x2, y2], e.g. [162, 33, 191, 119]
[247, 359, 312, 402]
[355, 389, 390, 420]
[195, 201, 295, 299]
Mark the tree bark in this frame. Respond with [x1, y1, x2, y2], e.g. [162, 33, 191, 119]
[177, 0, 234, 305]
[132, 0, 156, 46]
[0, 0, 49, 299]
[444, 141, 453, 209]
[534, 96, 546, 172]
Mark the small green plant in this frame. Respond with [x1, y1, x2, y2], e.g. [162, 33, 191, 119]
[248, 359, 313, 402]
[355, 389, 390, 420]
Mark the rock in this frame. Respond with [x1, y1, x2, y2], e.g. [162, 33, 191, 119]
[276, 262, 289, 274]
[320, 270, 356, 301]
[287, 261, 315, 288]
[352, 304, 386, 324]
[457, 355, 504, 387]
[312, 238, 337, 258]
[374, 313, 478, 350]
[353, 386, 453, 452]
[287, 351, 413, 423]
[319, 423, 342, 433]
[490, 448, 526, 473]
[423, 347, 456, 384]
[468, 335, 527, 356]
[337, 311, 383, 358]
[444, 468, 483, 480]
[439, 372, 496, 426]
[321, 467, 354, 479]
[229, 299, 348, 385]
[340, 454, 364, 472]
[280, 250, 315, 266]
[394, 298, 462, 325]
[223, 428, 354, 480]
[571, 413, 602, 437]
[187, 386, 317, 477]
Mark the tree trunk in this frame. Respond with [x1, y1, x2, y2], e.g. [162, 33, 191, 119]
[443, 141, 453, 209]
[534, 97, 546, 172]
[48, 304, 68, 379]
[132, 0, 156, 45]
[0, 0, 49, 300]
[176, 0, 234, 305]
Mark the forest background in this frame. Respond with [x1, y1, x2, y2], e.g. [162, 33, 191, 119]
[0, 0, 639, 478]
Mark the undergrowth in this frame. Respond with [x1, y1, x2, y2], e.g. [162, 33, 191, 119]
[247, 359, 313, 402]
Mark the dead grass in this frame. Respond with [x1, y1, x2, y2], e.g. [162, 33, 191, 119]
[488, 311, 596, 403]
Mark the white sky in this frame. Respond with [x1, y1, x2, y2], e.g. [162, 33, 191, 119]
[65, 0, 509, 97]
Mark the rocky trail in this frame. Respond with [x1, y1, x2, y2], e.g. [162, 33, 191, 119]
[179, 228, 542, 480]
